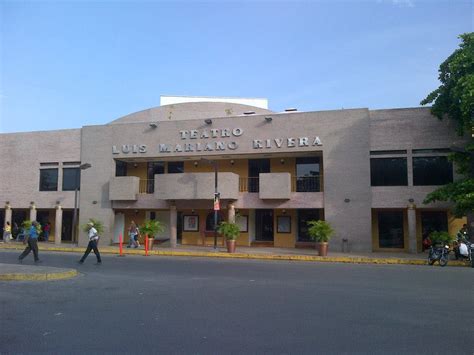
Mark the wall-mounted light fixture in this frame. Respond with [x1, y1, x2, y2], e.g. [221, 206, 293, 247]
[204, 119, 212, 125]
[134, 209, 139, 214]
[230, 159, 235, 165]
[280, 158, 285, 164]
[5, 201, 10, 205]
[344, 198, 350, 203]
[30, 201, 35, 205]
[92, 200, 98, 205]
[285, 108, 297, 112]
[191, 209, 195, 214]
[133, 163, 138, 168]
[149, 122, 158, 128]
[244, 111, 255, 115]
[55, 200, 60, 205]
[265, 116, 273, 122]
[282, 209, 286, 214]
[194, 161, 198, 167]
[408, 198, 414, 203]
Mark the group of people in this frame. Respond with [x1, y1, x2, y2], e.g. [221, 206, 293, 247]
[2, 221, 51, 243]
[5, 220, 141, 265]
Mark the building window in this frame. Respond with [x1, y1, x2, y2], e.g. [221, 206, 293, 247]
[370, 158, 408, 186]
[378, 211, 404, 249]
[115, 161, 127, 177]
[296, 157, 320, 192]
[205, 211, 223, 232]
[413, 156, 453, 186]
[297, 209, 320, 242]
[62, 168, 80, 191]
[39, 168, 58, 191]
[168, 161, 184, 173]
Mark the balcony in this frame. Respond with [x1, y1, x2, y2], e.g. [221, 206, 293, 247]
[154, 172, 240, 200]
[239, 175, 322, 193]
[109, 176, 139, 200]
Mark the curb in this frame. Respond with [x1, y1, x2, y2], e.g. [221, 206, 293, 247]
[0, 244, 469, 267]
[0, 269, 78, 281]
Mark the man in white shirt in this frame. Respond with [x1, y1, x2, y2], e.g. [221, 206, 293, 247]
[78, 222, 102, 264]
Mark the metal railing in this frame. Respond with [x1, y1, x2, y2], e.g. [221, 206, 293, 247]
[139, 179, 154, 194]
[291, 176, 321, 192]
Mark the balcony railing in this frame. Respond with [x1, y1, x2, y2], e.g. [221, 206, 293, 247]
[239, 176, 321, 193]
[139, 179, 154, 194]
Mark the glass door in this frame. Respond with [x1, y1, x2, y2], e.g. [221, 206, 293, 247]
[255, 209, 274, 241]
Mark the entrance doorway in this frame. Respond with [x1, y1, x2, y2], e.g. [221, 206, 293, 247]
[255, 209, 273, 241]
[62, 211, 73, 242]
[177, 211, 183, 244]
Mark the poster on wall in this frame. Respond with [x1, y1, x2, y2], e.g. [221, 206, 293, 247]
[183, 215, 199, 231]
[277, 216, 291, 233]
[236, 215, 248, 232]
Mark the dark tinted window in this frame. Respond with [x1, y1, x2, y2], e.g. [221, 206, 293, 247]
[39, 169, 58, 191]
[62, 168, 80, 191]
[296, 157, 320, 192]
[297, 209, 320, 242]
[378, 211, 404, 248]
[413, 156, 453, 185]
[370, 158, 408, 186]
[168, 161, 184, 173]
[205, 211, 223, 231]
[115, 161, 127, 177]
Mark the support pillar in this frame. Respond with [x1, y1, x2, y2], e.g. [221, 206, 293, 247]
[4, 204, 12, 228]
[29, 203, 37, 222]
[228, 203, 235, 223]
[169, 205, 177, 248]
[55, 205, 63, 245]
[407, 204, 417, 253]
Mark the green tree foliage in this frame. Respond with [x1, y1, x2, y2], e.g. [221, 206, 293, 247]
[421, 33, 474, 216]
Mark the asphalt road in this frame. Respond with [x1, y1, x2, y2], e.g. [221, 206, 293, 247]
[0, 250, 473, 354]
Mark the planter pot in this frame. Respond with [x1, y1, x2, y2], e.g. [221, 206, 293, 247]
[226, 240, 236, 253]
[318, 242, 328, 256]
[147, 237, 155, 250]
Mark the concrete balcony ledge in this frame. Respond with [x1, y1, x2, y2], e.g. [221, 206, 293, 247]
[155, 172, 239, 200]
[109, 176, 139, 201]
[259, 173, 291, 199]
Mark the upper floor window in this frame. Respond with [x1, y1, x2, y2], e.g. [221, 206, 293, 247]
[296, 157, 320, 192]
[62, 168, 80, 191]
[413, 156, 453, 185]
[168, 161, 184, 173]
[370, 158, 408, 186]
[39, 168, 58, 191]
[115, 161, 127, 177]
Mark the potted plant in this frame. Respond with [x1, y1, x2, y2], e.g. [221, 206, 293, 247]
[81, 218, 104, 235]
[217, 221, 240, 253]
[140, 220, 165, 250]
[307, 220, 334, 256]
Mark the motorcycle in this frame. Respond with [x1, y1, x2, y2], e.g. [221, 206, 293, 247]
[453, 239, 474, 268]
[428, 243, 450, 267]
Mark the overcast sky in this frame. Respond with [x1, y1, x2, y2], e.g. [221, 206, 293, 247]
[0, 0, 472, 133]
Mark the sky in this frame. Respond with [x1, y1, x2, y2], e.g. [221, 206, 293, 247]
[0, 0, 472, 133]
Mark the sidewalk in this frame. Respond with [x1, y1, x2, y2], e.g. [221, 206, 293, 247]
[0, 240, 469, 267]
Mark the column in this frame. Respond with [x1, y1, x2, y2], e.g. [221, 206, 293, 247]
[169, 205, 177, 248]
[29, 203, 37, 222]
[228, 203, 235, 223]
[407, 204, 417, 253]
[4, 204, 12, 228]
[55, 205, 63, 245]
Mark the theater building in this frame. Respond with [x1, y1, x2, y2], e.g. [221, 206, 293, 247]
[0, 96, 468, 252]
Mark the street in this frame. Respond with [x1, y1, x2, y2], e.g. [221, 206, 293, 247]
[0, 250, 472, 354]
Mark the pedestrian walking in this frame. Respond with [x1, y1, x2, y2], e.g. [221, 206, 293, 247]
[3, 221, 12, 243]
[127, 220, 140, 248]
[78, 222, 102, 264]
[18, 221, 41, 263]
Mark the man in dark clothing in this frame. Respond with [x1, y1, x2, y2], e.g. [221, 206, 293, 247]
[18, 221, 41, 263]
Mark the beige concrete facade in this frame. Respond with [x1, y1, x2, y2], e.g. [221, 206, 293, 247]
[0, 102, 469, 251]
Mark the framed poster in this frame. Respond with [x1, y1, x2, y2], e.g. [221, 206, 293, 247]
[183, 215, 199, 232]
[236, 215, 248, 232]
[277, 216, 291, 233]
